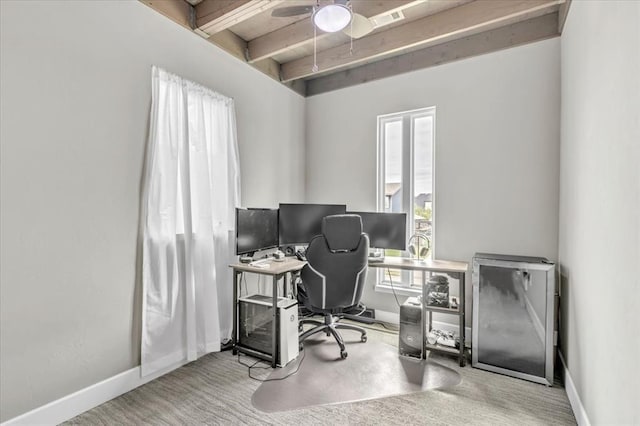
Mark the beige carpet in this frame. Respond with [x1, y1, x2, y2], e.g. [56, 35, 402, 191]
[252, 336, 461, 412]
[66, 323, 576, 425]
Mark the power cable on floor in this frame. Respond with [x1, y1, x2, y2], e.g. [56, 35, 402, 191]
[237, 347, 306, 382]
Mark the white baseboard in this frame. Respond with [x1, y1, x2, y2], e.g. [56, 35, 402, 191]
[372, 309, 400, 325]
[9, 313, 570, 425]
[374, 309, 472, 346]
[558, 351, 591, 426]
[1, 360, 188, 426]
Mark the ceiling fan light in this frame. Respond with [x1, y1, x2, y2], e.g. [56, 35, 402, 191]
[313, 4, 352, 33]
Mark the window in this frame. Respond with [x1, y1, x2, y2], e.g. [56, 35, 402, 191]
[376, 107, 435, 294]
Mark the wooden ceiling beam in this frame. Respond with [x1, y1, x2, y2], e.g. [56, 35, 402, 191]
[139, 0, 305, 95]
[140, 0, 193, 29]
[280, 0, 562, 82]
[194, 0, 286, 36]
[557, 0, 571, 32]
[247, 0, 426, 63]
[306, 13, 559, 96]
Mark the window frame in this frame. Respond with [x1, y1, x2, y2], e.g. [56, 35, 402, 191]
[375, 106, 436, 295]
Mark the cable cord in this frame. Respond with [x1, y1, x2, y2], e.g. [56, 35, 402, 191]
[237, 348, 306, 382]
[339, 305, 399, 332]
[386, 268, 402, 308]
[343, 302, 367, 317]
[374, 320, 400, 332]
[241, 273, 248, 297]
[356, 322, 399, 335]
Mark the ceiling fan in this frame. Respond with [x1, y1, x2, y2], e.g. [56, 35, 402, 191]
[272, 0, 374, 39]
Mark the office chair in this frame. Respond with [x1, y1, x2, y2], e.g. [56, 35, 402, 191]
[298, 214, 369, 359]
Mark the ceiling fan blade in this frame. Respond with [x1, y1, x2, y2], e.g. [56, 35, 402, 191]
[342, 13, 374, 39]
[271, 5, 314, 17]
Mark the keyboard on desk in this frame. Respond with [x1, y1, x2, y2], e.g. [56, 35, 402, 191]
[249, 258, 271, 268]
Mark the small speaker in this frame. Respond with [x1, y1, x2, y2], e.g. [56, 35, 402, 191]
[399, 297, 422, 359]
[282, 245, 297, 256]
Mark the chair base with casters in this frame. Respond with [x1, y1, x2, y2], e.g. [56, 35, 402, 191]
[299, 314, 367, 359]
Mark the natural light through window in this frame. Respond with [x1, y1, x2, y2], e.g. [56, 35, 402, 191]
[377, 107, 435, 294]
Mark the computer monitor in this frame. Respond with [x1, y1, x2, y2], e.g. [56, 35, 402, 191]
[279, 203, 347, 245]
[235, 208, 279, 255]
[348, 211, 407, 250]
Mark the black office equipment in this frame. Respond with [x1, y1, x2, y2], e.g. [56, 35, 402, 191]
[298, 214, 368, 359]
[426, 275, 449, 307]
[235, 208, 279, 255]
[230, 258, 305, 368]
[347, 211, 407, 250]
[399, 297, 423, 358]
[279, 203, 346, 246]
[238, 294, 299, 367]
[368, 257, 469, 366]
[295, 250, 306, 261]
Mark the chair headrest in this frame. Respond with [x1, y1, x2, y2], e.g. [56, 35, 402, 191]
[322, 214, 363, 251]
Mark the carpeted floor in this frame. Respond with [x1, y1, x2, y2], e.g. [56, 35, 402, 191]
[66, 322, 576, 425]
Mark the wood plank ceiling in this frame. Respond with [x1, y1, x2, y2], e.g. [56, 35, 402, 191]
[141, 0, 571, 96]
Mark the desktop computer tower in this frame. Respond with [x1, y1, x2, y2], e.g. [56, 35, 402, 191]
[238, 294, 299, 367]
[399, 297, 423, 359]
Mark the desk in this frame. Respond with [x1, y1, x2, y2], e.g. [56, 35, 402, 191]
[368, 257, 469, 366]
[229, 257, 306, 367]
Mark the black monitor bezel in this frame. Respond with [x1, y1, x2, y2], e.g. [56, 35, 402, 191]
[235, 207, 280, 255]
[278, 203, 347, 246]
[347, 211, 407, 250]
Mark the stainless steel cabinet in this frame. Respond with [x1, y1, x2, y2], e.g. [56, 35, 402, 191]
[472, 253, 556, 385]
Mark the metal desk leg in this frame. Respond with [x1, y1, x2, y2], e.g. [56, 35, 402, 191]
[421, 270, 426, 359]
[459, 271, 466, 367]
[232, 270, 241, 355]
[291, 270, 300, 299]
[282, 272, 288, 298]
[271, 273, 280, 368]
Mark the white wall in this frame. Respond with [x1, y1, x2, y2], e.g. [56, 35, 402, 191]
[0, 0, 304, 421]
[306, 39, 561, 315]
[559, 1, 639, 424]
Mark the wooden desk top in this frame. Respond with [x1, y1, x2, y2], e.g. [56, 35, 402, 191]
[229, 257, 306, 275]
[368, 257, 468, 273]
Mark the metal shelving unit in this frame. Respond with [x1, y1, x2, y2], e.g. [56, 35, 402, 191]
[369, 257, 469, 366]
[423, 270, 467, 366]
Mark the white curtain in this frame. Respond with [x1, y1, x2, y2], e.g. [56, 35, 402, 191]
[141, 66, 240, 376]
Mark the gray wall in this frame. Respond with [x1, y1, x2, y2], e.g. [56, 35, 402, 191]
[7, 1, 638, 423]
[305, 39, 561, 317]
[559, 1, 639, 424]
[0, 1, 304, 421]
